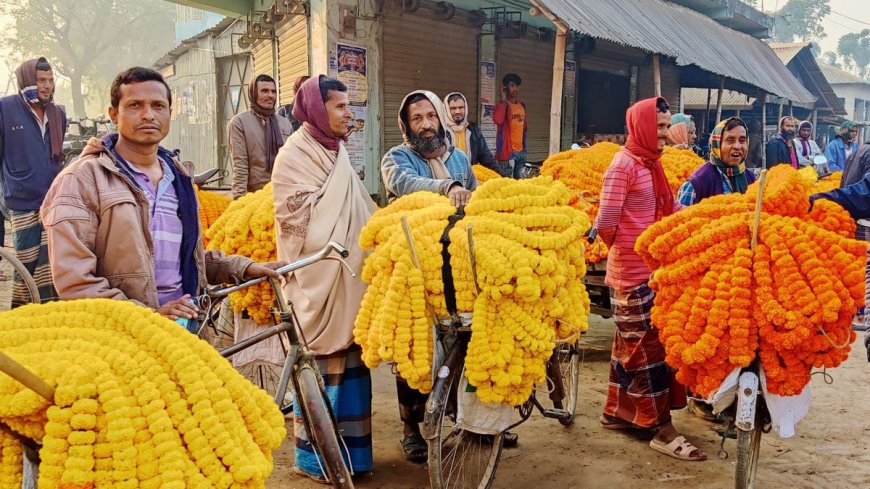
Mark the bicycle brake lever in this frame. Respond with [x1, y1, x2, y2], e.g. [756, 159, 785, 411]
[327, 241, 350, 258]
[323, 255, 357, 278]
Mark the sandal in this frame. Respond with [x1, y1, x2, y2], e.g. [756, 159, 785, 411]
[600, 414, 639, 431]
[292, 467, 330, 485]
[649, 435, 707, 461]
[402, 434, 428, 464]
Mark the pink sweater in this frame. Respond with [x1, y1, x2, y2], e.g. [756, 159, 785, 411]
[595, 150, 681, 290]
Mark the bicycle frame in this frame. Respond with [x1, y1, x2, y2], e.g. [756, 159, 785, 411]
[735, 359, 761, 432]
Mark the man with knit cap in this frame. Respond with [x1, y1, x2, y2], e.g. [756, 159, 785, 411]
[595, 97, 705, 461]
[272, 75, 376, 481]
[0, 57, 67, 306]
[443, 92, 500, 174]
[825, 120, 859, 172]
[796, 120, 822, 166]
[228, 74, 293, 199]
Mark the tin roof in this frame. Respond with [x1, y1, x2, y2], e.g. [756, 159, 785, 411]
[681, 88, 756, 110]
[769, 42, 846, 115]
[535, 0, 816, 103]
[819, 63, 870, 86]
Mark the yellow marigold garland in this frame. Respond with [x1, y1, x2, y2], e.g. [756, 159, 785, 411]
[205, 184, 276, 324]
[0, 299, 286, 489]
[471, 165, 501, 184]
[637, 166, 865, 397]
[195, 185, 231, 248]
[354, 177, 591, 405]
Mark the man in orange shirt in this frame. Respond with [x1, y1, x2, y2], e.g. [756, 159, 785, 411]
[492, 73, 527, 178]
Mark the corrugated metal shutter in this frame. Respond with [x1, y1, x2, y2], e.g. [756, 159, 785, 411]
[498, 36, 555, 162]
[276, 16, 308, 105]
[251, 38, 274, 80]
[382, 10, 479, 150]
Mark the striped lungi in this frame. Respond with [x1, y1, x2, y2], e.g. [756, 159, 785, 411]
[294, 344, 372, 477]
[604, 282, 686, 429]
[9, 210, 56, 307]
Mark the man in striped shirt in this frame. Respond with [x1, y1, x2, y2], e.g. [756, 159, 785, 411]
[595, 97, 706, 461]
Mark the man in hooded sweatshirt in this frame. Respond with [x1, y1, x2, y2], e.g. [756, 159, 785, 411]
[765, 116, 799, 169]
[0, 57, 67, 306]
[443, 92, 502, 175]
[381, 90, 477, 207]
[595, 97, 706, 462]
[825, 121, 859, 172]
[228, 74, 294, 199]
[380, 90, 478, 462]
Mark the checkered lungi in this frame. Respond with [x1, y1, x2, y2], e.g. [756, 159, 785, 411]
[9, 210, 56, 307]
[603, 282, 686, 429]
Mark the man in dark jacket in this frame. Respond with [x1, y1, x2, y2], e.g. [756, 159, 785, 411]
[443, 92, 503, 176]
[0, 57, 67, 306]
[765, 116, 799, 169]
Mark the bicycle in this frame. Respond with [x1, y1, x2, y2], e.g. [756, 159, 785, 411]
[194, 241, 356, 489]
[0, 247, 41, 311]
[421, 219, 581, 489]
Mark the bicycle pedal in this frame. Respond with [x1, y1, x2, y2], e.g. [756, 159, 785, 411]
[542, 408, 571, 421]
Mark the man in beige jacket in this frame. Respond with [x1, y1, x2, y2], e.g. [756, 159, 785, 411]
[41, 67, 282, 322]
[229, 74, 293, 199]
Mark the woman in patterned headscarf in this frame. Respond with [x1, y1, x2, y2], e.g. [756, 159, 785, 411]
[677, 117, 756, 206]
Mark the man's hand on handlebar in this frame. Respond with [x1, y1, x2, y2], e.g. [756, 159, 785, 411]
[157, 294, 199, 320]
[243, 261, 289, 281]
[447, 184, 472, 207]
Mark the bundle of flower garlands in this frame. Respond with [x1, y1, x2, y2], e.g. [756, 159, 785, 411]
[195, 185, 232, 248]
[354, 177, 591, 405]
[661, 146, 704, 194]
[0, 299, 286, 489]
[636, 165, 866, 398]
[205, 184, 276, 324]
[472, 164, 501, 184]
[811, 170, 842, 194]
[540, 142, 621, 221]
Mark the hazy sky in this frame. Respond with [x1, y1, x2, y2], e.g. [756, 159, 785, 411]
[0, 0, 866, 98]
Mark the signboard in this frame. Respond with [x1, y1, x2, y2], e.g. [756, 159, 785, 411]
[480, 104, 497, 153]
[480, 61, 496, 105]
[336, 43, 368, 105]
[346, 105, 367, 181]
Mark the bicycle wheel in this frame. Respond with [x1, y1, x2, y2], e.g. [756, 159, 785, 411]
[425, 349, 503, 489]
[0, 247, 40, 311]
[295, 363, 354, 489]
[541, 343, 580, 426]
[735, 401, 763, 489]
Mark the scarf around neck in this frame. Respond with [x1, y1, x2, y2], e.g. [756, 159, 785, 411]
[624, 97, 674, 221]
[709, 117, 750, 194]
[16, 57, 64, 163]
[248, 77, 282, 171]
[292, 75, 346, 153]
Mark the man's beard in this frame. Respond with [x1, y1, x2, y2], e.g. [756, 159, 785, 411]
[408, 127, 445, 155]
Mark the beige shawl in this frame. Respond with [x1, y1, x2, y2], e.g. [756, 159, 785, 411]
[272, 129, 376, 355]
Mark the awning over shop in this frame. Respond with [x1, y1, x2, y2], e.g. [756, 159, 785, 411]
[534, 0, 816, 104]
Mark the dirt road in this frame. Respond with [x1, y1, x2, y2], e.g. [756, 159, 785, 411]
[268, 315, 870, 489]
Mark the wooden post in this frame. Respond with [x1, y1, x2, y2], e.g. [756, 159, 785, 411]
[652, 54, 662, 97]
[760, 91, 767, 168]
[715, 76, 725, 125]
[549, 29, 568, 155]
[788, 100, 793, 117]
[0, 351, 54, 402]
[702, 88, 712, 135]
[777, 102, 783, 123]
[811, 109, 818, 139]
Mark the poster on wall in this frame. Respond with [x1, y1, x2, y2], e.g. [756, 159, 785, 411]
[480, 104, 497, 152]
[480, 61, 496, 105]
[336, 43, 368, 105]
[346, 104, 367, 182]
[564, 61, 576, 95]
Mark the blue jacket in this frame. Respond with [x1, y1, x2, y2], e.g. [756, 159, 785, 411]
[380, 144, 477, 201]
[0, 94, 67, 211]
[811, 173, 870, 220]
[824, 137, 858, 172]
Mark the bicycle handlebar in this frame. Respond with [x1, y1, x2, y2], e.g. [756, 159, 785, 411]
[203, 241, 350, 298]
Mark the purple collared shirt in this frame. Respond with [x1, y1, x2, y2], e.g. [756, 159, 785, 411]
[127, 157, 184, 306]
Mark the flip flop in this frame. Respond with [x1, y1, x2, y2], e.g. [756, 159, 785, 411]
[402, 434, 428, 464]
[649, 435, 707, 461]
[599, 414, 639, 431]
[292, 467, 330, 485]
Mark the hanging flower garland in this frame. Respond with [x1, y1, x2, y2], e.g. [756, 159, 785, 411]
[472, 164, 502, 184]
[637, 166, 865, 397]
[0, 299, 286, 488]
[195, 185, 232, 248]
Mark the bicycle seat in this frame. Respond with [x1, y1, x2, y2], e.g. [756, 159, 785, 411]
[194, 168, 220, 185]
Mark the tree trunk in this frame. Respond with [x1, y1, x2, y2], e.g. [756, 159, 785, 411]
[69, 71, 87, 118]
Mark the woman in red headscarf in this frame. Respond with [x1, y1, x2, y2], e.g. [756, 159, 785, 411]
[594, 97, 706, 461]
[271, 75, 377, 481]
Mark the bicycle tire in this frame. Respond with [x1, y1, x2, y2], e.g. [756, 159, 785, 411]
[735, 403, 763, 489]
[0, 247, 40, 310]
[295, 363, 354, 489]
[558, 344, 580, 426]
[425, 349, 503, 489]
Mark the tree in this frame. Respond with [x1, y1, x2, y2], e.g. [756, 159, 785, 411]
[0, 0, 176, 118]
[838, 30, 870, 79]
[772, 0, 831, 43]
[821, 51, 842, 69]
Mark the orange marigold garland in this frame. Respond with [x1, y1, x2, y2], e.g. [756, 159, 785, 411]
[195, 186, 231, 247]
[472, 164, 502, 184]
[638, 165, 865, 397]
